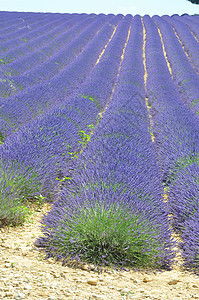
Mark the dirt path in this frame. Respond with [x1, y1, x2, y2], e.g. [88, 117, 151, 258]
[0, 204, 199, 300]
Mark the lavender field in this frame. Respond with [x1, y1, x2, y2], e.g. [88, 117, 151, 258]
[0, 11, 199, 272]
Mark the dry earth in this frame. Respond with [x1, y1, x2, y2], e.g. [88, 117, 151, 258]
[0, 204, 199, 300]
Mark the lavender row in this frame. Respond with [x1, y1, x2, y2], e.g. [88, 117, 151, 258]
[0, 16, 58, 44]
[0, 12, 71, 41]
[153, 15, 199, 116]
[0, 15, 94, 82]
[0, 12, 44, 37]
[184, 14, 199, 24]
[162, 15, 199, 74]
[0, 14, 65, 50]
[0, 15, 75, 59]
[143, 14, 199, 188]
[143, 15, 199, 272]
[0, 15, 107, 96]
[176, 15, 199, 43]
[36, 15, 173, 269]
[0, 14, 25, 30]
[0, 15, 122, 138]
[0, 17, 37, 37]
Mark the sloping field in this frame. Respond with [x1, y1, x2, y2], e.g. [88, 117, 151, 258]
[0, 11, 199, 273]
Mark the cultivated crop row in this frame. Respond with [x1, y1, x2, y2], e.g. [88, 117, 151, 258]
[153, 15, 199, 116]
[143, 15, 199, 272]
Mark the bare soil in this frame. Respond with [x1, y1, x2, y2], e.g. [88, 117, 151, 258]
[0, 204, 199, 300]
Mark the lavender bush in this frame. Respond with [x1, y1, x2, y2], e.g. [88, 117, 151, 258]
[0, 162, 42, 226]
[36, 15, 174, 269]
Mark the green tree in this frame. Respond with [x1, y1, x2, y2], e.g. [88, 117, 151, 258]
[187, 0, 199, 4]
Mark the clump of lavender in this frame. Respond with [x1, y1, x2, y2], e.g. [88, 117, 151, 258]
[0, 162, 42, 226]
[181, 215, 199, 274]
[36, 189, 173, 269]
[0, 194, 30, 226]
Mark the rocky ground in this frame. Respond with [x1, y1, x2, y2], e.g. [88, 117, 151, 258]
[0, 204, 199, 300]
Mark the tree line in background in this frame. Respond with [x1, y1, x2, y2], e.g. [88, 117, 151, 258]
[187, 0, 199, 4]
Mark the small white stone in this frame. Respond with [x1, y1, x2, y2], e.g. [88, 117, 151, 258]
[91, 294, 101, 299]
[12, 281, 20, 287]
[14, 292, 25, 300]
[24, 284, 32, 290]
[122, 288, 130, 293]
[5, 263, 11, 268]
[82, 264, 90, 271]
[66, 289, 74, 293]
[130, 277, 140, 284]
[98, 276, 104, 281]
[89, 264, 95, 270]
[108, 285, 115, 289]
[167, 279, 180, 285]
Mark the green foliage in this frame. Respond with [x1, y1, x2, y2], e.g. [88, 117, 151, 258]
[148, 127, 155, 139]
[0, 193, 46, 227]
[0, 131, 5, 144]
[0, 163, 43, 226]
[0, 58, 13, 64]
[68, 151, 78, 159]
[0, 164, 41, 196]
[49, 203, 163, 268]
[78, 130, 91, 145]
[82, 180, 128, 195]
[81, 94, 102, 110]
[56, 176, 72, 182]
[21, 38, 27, 42]
[0, 196, 30, 226]
[190, 98, 199, 107]
[17, 84, 23, 91]
[179, 79, 189, 86]
[0, 47, 7, 52]
[4, 71, 13, 77]
[167, 153, 199, 183]
[187, 0, 199, 4]
[67, 123, 96, 159]
[87, 123, 95, 129]
[176, 153, 199, 168]
[32, 194, 46, 207]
